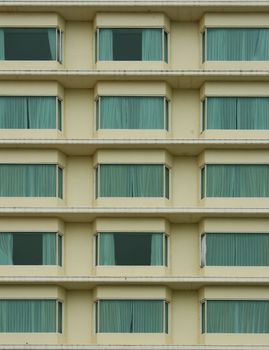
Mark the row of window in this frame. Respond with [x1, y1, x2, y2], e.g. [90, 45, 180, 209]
[1, 299, 269, 333]
[2, 95, 269, 131]
[1, 231, 268, 267]
[1, 27, 269, 62]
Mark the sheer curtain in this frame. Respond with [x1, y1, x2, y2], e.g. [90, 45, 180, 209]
[42, 233, 56, 265]
[99, 233, 115, 265]
[150, 234, 163, 266]
[142, 29, 162, 61]
[0, 233, 13, 265]
[48, 29, 57, 60]
[132, 300, 163, 332]
[99, 29, 113, 60]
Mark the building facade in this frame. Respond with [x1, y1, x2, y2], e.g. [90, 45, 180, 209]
[0, 1, 269, 349]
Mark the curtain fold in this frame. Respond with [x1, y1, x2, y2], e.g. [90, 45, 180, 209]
[0, 233, 13, 265]
[48, 28, 56, 60]
[206, 164, 269, 197]
[42, 233, 56, 265]
[99, 29, 113, 60]
[0, 29, 5, 60]
[99, 233, 116, 265]
[0, 300, 56, 332]
[142, 29, 162, 61]
[150, 234, 163, 266]
[206, 300, 269, 333]
[207, 28, 269, 61]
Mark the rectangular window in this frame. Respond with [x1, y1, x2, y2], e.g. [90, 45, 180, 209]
[96, 232, 167, 266]
[0, 28, 62, 61]
[202, 232, 269, 266]
[204, 97, 269, 130]
[0, 164, 63, 197]
[98, 28, 167, 61]
[205, 28, 269, 61]
[0, 299, 63, 332]
[96, 300, 168, 333]
[96, 164, 169, 198]
[0, 96, 62, 130]
[202, 164, 269, 197]
[202, 300, 269, 333]
[97, 96, 168, 130]
[0, 232, 62, 266]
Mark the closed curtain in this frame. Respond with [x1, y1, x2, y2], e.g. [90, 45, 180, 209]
[150, 233, 164, 266]
[206, 300, 269, 333]
[99, 29, 113, 60]
[100, 96, 164, 129]
[98, 300, 164, 333]
[0, 233, 13, 265]
[207, 28, 269, 61]
[0, 96, 56, 129]
[0, 300, 56, 332]
[0, 164, 56, 197]
[142, 29, 162, 61]
[48, 28, 57, 60]
[99, 164, 163, 197]
[206, 164, 269, 197]
[42, 233, 56, 265]
[207, 97, 269, 130]
[99, 233, 115, 265]
[206, 233, 269, 266]
[0, 29, 5, 60]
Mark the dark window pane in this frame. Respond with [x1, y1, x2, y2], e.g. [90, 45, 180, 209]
[57, 99, 62, 131]
[13, 233, 42, 265]
[4, 28, 53, 60]
[58, 235, 62, 266]
[113, 29, 142, 60]
[114, 233, 151, 265]
[58, 302, 63, 333]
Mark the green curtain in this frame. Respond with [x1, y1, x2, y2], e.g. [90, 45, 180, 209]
[207, 28, 269, 61]
[206, 300, 269, 333]
[205, 233, 269, 266]
[0, 164, 57, 197]
[57, 235, 62, 266]
[99, 96, 165, 129]
[150, 234, 163, 266]
[0, 233, 13, 265]
[142, 29, 162, 61]
[206, 164, 269, 197]
[0, 29, 5, 60]
[98, 300, 164, 333]
[48, 28, 56, 60]
[207, 97, 269, 130]
[0, 300, 56, 332]
[0, 96, 56, 129]
[42, 233, 56, 265]
[58, 167, 63, 199]
[99, 29, 113, 60]
[99, 164, 164, 197]
[99, 233, 116, 265]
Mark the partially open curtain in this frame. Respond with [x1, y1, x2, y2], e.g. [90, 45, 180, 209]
[42, 233, 56, 265]
[99, 233, 115, 265]
[142, 29, 162, 61]
[0, 233, 13, 265]
[0, 29, 5, 60]
[207, 28, 269, 61]
[0, 300, 56, 332]
[99, 300, 132, 332]
[133, 300, 163, 332]
[150, 234, 163, 266]
[99, 29, 113, 60]
[48, 28, 57, 60]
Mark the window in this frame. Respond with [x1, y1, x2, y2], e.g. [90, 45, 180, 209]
[202, 97, 269, 130]
[202, 300, 269, 333]
[0, 96, 62, 130]
[96, 164, 169, 198]
[0, 164, 63, 197]
[96, 299, 168, 333]
[203, 28, 269, 61]
[96, 232, 167, 266]
[0, 299, 63, 332]
[97, 28, 168, 61]
[0, 28, 63, 61]
[96, 96, 169, 130]
[0, 232, 62, 266]
[201, 233, 269, 266]
[201, 164, 269, 197]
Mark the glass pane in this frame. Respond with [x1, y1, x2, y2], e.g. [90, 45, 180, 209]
[165, 99, 169, 130]
[13, 233, 42, 265]
[113, 29, 142, 60]
[58, 167, 63, 199]
[3, 28, 56, 60]
[201, 167, 205, 198]
[57, 99, 62, 131]
[164, 31, 168, 62]
[165, 167, 169, 199]
[58, 235, 62, 266]
[201, 302, 205, 333]
[58, 302, 62, 333]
